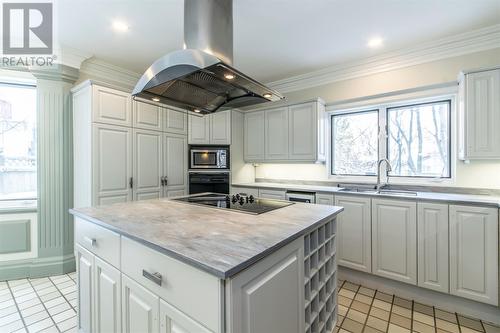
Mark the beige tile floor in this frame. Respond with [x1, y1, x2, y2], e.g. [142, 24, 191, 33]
[0, 273, 76, 333]
[1, 274, 499, 333]
[335, 279, 500, 333]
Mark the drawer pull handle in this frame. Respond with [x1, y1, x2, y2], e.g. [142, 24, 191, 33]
[84, 237, 96, 247]
[142, 270, 162, 286]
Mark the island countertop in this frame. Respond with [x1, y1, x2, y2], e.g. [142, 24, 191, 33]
[69, 197, 343, 279]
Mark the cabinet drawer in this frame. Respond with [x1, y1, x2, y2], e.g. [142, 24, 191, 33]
[258, 188, 286, 200]
[121, 237, 222, 333]
[74, 217, 120, 268]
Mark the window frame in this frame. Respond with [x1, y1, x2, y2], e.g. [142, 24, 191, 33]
[327, 88, 457, 186]
[330, 108, 380, 177]
[385, 99, 452, 179]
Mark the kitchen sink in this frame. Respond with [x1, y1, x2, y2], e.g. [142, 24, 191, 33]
[378, 190, 418, 196]
[338, 188, 377, 194]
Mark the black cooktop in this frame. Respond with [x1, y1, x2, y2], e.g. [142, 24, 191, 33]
[173, 193, 294, 214]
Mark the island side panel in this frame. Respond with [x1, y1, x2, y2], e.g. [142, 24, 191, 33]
[224, 216, 338, 333]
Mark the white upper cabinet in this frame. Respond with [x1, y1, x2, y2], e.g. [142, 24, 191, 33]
[210, 110, 232, 145]
[133, 101, 162, 132]
[188, 111, 231, 145]
[459, 67, 500, 159]
[92, 85, 132, 127]
[244, 111, 265, 161]
[243, 99, 326, 163]
[315, 193, 334, 206]
[163, 133, 188, 197]
[164, 108, 187, 135]
[265, 107, 289, 160]
[133, 129, 163, 201]
[336, 195, 372, 273]
[188, 114, 210, 144]
[372, 198, 417, 285]
[92, 123, 133, 205]
[449, 205, 498, 306]
[417, 202, 449, 293]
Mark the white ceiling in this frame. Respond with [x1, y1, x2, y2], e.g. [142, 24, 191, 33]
[58, 0, 500, 83]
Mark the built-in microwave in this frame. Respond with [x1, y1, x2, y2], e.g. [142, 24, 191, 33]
[189, 146, 229, 169]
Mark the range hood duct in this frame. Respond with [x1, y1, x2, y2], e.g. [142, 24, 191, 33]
[132, 0, 283, 114]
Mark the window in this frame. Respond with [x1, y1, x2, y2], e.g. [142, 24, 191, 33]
[0, 83, 37, 201]
[331, 110, 378, 176]
[330, 97, 452, 180]
[387, 101, 450, 178]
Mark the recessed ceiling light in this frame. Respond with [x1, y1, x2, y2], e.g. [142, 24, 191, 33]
[152, 97, 160, 102]
[263, 93, 272, 99]
[112, 20, 129, 33]
[367, 37, 383, 48]
[224, 73, 235, 80]
[193, 109, 201, 113]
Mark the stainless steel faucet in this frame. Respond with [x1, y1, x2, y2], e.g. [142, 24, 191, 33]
[376, 159, 392, 192]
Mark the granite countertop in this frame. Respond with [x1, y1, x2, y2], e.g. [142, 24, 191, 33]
[232, 182, 500, 208]
[70, 197, 343, 279]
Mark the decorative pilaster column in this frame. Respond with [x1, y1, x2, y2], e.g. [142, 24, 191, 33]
[31, 64, 79, 275]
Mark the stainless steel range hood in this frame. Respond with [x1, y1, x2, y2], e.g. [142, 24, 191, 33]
[132, 0, 283, 114]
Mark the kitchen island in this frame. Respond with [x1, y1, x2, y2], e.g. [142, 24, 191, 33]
[69, 194, 343, 333]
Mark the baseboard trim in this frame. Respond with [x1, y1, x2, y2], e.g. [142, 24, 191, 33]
[0, 254, 75, 281]
[339, 267, 500, 325]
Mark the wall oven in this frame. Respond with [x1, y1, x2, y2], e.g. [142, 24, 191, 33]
[189, 172, 230, 195]
[189, 146, 229, 170]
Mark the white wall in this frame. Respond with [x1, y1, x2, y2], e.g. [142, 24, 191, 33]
[254, 48, 500, 189]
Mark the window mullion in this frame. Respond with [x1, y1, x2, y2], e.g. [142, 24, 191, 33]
[378, 107, 388, 183]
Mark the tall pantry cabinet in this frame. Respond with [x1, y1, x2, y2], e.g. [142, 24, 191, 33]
[72, 80, 188, 208]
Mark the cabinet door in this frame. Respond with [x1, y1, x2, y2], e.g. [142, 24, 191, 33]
[76, 245, 94, 333]
[265, 107, 289, 160]
[315, 193, 334, 206]
[372, 199, 417, 285]
[92, 85, 132, 126]
[449, 205, 498, 305]
[244, 111, 265, 161]
[465, 69, 500, 158]
[164, 108, 187, 135]
[258, 189, 286, 200]
[163, 134, 187, 197]
[288, 103, 317, 161]
[160, 299, 211, 333]
[417, 203, 449, 293]
[188, 114, 210, 144]
[227, 238, 304, 333]
[94, 257, 121, 333]
[133, 129, 163, 201]
[93, 124, 133, 205]
[122, 275, 160, 333]
[210, 110, 231, 145]
[133, 101, 162, 131]
[335, 195, 371, 273]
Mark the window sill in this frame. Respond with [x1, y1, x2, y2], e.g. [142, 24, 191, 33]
[0, 200, 37, 214]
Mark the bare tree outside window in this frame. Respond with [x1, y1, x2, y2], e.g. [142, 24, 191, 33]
[331, 111, 378, 175]
[387, 101, 450, 178]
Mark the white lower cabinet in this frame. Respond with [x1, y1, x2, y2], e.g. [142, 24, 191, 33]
[449, 205, 498, 306]
[335, 195, 371, 273]
[160, 299, 211, 333]
[94, 257, 121, 333]
[122, 274, 159, 333]
[372, 199, 417, 285]
[76, 245, 94, 333]
[315, 193, 334, 205]
[417, 202, 449, 293]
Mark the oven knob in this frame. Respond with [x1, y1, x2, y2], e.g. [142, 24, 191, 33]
[249, 195, 255, 203]
[246, 196, 249, 203]
[235, 193, 240, 200]
[231, 195, 237, 203]
[225, 195, 231, 202]
[239, 197, 245, 205]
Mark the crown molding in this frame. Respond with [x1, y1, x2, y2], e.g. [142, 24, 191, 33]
[54, 45, 92, 69]
[268, 24, 500, 93]
[79, 57, 141, 91]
